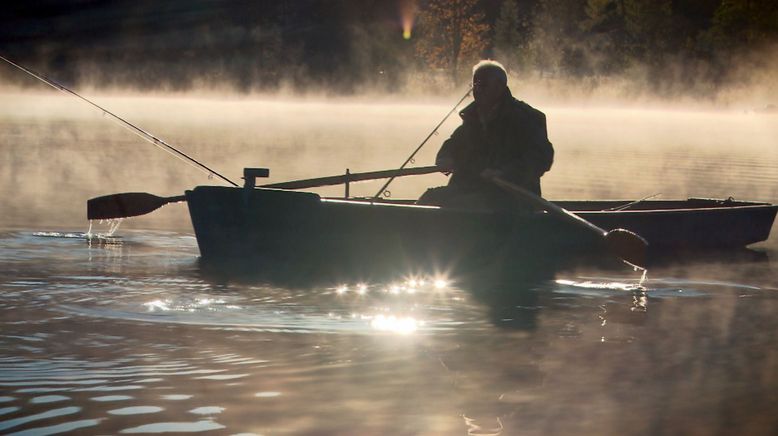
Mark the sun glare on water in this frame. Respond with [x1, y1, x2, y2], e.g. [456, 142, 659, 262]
[370, 314, 419, 334]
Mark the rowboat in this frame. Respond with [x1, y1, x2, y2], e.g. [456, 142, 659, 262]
[172, 167, 777, 280]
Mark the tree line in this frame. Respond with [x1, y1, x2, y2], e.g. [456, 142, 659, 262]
[418, 0, 778, 96]
[1, 0, 775, 97]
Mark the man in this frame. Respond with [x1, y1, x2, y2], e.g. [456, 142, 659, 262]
[419, 60, 554, 208]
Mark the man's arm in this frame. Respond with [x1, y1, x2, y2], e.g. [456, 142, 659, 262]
[435, 126, 465, 171]
[435, 143, 455, 170]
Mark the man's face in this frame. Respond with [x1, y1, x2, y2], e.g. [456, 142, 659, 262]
[472, 69, 505, 110]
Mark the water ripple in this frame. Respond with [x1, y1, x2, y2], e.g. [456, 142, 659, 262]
[108, 406, 164, 415]
[161, 395, 193, 401]
[8, 418, 102, 436]
[29, 395, 70, 404]
[0, 407, 20, 416]
[119, 420, 226, 434]
[0, 406, 81, 432]
[188, 406, 224, 415]
[90, 395, 133, 402]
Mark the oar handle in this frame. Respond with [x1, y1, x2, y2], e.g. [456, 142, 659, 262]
[490, 176, 606, 237]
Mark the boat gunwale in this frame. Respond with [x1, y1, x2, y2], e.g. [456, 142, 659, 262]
[572, 203, 778, 215]
[317, 195, 776, 215]
[320, 197, 441, 210]
[191, 186, 777, 214]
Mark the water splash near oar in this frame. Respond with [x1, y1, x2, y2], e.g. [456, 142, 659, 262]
[637, 266, 648, 287]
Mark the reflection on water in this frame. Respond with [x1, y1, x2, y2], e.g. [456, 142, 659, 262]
[108, 406, 164, 415]
[91, 395, 133, 402]
[0, 229, 777, 434]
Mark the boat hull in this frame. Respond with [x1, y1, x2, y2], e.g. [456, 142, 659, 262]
[186, 187, 603, 278]
[185, 187, 777, 279]
[574, 198, 777, 250]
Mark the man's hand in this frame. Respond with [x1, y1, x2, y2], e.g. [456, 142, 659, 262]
[435, 155, 455, 172]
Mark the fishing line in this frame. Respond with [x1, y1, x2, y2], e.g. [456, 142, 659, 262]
[605, 193, 661, 211]
[373, 86, 472, 199]
[0, 55, 239, 187]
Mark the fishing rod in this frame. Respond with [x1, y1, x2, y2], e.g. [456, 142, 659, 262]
[372, 86, 472, 199]
[0, 55, 239, 187]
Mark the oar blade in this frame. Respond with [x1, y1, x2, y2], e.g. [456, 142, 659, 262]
[87, 192, 171, 220]
[604, 228, 649, 269]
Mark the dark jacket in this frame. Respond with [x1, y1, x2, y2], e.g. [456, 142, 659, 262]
[436, 88, 554, 196]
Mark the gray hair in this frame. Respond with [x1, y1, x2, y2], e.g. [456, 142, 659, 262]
[472, 60, 507, 85]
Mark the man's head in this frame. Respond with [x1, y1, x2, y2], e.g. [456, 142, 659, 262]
[472, 60, 508, 112]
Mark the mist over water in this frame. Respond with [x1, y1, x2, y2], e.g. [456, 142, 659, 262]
[1, 88, 777, 230]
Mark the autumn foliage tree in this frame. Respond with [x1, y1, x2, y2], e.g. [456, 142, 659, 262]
[414, 0, 491, 85]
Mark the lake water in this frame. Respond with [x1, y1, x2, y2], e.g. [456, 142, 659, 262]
[1, 91, 778, 434]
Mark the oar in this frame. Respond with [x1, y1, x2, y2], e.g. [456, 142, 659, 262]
[87, 193, 187, 220]
[490, 176, 648, 268]
[87, 166, 444, 220]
